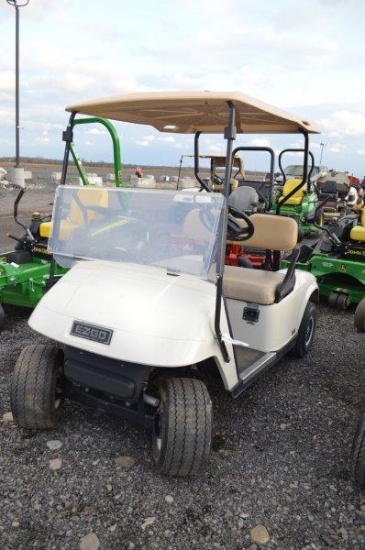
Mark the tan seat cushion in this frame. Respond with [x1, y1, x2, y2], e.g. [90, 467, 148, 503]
[223, 265, 285, 305]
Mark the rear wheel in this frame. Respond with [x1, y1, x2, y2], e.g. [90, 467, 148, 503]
[352, 411, 365, 490]
[329, 292, 349, 310]
[10, 344, 65, 429]
[0, 304, 5, 330]
[290, 302, 317, 358]
[354, 298, 365, 332]
[152, 377, 212, 476]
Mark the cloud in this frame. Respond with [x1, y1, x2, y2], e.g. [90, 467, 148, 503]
[320, 111, 365, 137]
[252, 138, 271, 148]
[85, 128, 108, 136]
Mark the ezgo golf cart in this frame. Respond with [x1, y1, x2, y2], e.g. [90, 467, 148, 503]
[11, 92, 319, 476]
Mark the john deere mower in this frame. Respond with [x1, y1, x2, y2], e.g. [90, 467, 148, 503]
[281, 208, 365, 309]
[271, 148, 324, 238]
[0, 117, 124, 328]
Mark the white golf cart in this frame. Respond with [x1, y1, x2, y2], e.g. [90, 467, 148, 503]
[10, 91, 319, 476]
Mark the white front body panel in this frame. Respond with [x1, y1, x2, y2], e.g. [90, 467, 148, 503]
[29, 260, 231, 369]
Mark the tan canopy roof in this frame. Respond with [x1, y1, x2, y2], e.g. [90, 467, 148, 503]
[66, 91, 320, 134]
[181, 153, 242, 168]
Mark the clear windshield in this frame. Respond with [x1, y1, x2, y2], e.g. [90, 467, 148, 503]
[48, 186, 225, 279]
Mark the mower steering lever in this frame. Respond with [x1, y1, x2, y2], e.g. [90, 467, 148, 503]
[7, 233, 24, 243]
[7, 228, 35, 244]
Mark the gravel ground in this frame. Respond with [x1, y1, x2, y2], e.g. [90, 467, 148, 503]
[1, 174, 365, 549]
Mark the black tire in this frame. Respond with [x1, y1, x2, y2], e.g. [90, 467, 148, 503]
[0, 304, 5, 330]
[329, 292, 349, 310]
[290, 302, 317, 358]
[314, 208, 324, 226]
[352, 411, 365, 490]
[297, 226, 305, 242]
[10, 344, 65, 429]
[152, 377, 212, 477]
[354, 298, 365, 332]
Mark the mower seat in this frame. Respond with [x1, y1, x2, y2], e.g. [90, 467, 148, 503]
[38, 188, 109, 240]
[318, 180, 338, 202]
[278, 179, 306, 206]
[350, 210, 365, 242]
[223, 214, 299, 305]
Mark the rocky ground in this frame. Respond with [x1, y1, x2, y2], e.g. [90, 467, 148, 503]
[0, 171, 365, 549]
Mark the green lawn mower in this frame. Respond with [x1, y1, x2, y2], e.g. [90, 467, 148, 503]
[271, 148, 324, 239]
[0, 116, 124, 328]
[281, 209, 365, 309]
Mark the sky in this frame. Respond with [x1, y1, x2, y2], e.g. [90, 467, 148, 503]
[0, 0, 365, 176]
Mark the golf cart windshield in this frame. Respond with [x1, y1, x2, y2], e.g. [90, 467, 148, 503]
[48, 186, 225, 279]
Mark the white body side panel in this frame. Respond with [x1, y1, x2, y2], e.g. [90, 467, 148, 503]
[226, 270, 318, 352]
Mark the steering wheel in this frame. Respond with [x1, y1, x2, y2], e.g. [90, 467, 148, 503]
[227, 206, 255, 241]
[211, 173, 223, 185]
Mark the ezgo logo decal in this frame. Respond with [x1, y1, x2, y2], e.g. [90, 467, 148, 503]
[71, 321, 113, 345]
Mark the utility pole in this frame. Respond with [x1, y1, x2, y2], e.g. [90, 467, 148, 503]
[6, 0, 30, 186]
[319, 142, 326, 164]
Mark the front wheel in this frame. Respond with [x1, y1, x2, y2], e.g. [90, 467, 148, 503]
[290, 302, 317, 358]
[351, 411, 365, 490]
[354, 298, 365, 332]
[152, 377, 212, 476]
[10, 344, 65, 429]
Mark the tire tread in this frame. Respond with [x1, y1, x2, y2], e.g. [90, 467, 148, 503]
[154, 377, 212, 477]
[10, 344, 63, 430]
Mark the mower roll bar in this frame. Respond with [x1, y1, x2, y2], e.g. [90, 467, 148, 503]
[61, 113, 123, 188]
[231, 145, 275, 210]
[193, 132, 211, 193]
[276, 138, 313, 215]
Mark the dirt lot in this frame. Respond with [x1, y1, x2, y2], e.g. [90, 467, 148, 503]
[0, 168, 365, 549]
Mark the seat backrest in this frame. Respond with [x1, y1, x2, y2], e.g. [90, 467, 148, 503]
[236, 213, 298, 251]
[360, 209, 365, 227]
[39, 188, 109, 240]
[69, 188, 109, 224]
[321, 180, 338, 195]
[228, 186, 258, 213]
[281, 178, 306, 199]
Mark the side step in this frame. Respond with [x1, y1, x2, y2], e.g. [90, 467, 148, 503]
[231, 351, 277, 398]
